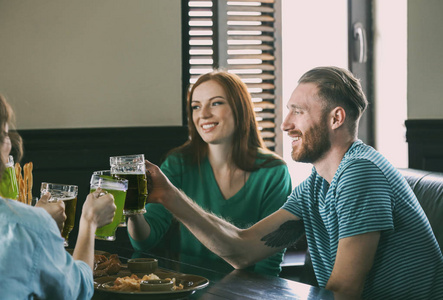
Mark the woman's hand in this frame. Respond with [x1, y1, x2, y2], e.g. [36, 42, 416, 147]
[73, 188, 115, 269]
[35, 192, 66, 232]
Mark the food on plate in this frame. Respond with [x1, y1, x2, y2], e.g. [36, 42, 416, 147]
[93, 254, 122, 278]
[110, 273, 184, 292]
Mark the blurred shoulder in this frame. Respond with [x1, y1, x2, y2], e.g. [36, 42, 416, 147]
[255, 148, 286, 168]
[161, 152, 190, 168]
[0, 198, 55, 233]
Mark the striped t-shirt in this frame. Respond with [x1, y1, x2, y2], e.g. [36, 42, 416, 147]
[283, 140, 443, 299]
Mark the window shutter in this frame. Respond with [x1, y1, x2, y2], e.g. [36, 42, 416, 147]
[187, 0, 281, 152]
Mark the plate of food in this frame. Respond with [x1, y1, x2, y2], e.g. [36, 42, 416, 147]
[66, 249, 123, 278]
[94, 269, 209, 300]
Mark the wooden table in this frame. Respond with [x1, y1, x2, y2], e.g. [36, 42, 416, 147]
[92, 245, 351, 300]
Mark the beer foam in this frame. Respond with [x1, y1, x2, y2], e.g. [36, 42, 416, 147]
[112, 171, 145, 175]
[91, 181, 128, 191]
[48, 195, 76, 202]
[95, 184, 127, 191]
[58, 196, 76, 201]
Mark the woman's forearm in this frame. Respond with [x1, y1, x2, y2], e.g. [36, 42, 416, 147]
[71, 191, 116, 270]
[127, 214, 151, 241]
[72, 218, 98, 270]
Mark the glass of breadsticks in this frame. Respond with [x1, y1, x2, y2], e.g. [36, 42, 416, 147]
[14, 161, 33, 205]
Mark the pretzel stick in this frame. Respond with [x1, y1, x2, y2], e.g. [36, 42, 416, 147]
[27, 162, 33, 204]
[18, 166, 23, 203]
[23, 164, 27, 203]
[24, 163, 29, 205]
[19, 177, 25, 203]
[24, 164, 29, 205]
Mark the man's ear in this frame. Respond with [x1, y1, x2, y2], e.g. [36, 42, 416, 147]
[330, 106, 346, 130]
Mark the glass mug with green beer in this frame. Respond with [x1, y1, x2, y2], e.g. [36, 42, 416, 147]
[40, 182, 78, 247]
[93, 171, 127, 227]
[91, 171, 128, 241]
[0, 155, 19, 199]
[110, 154, 148, 215]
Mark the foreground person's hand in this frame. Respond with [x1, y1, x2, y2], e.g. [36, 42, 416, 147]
[35, 192, 66, 232]
[81, 188, 116, 228]
[73, 188, 115, 270]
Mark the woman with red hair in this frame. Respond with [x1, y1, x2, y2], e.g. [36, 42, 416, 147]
[128, 71, 292, 276]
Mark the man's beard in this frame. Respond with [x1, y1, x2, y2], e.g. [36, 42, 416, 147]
[291, 118, 331, 163]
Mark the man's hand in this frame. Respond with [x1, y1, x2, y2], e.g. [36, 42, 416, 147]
[35, 192, 66, 232]
[81, 188, 116, 228]
[144, 160, 180, 207]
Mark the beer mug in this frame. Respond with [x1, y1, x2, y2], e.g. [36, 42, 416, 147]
[40, 182, 78, 247]
[0, 155, 19, 200]
[93, 170, 127, 227]
[90, 171, 128, 241]
[110, 154, 148, 215]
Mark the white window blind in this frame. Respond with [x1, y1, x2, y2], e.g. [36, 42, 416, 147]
[187, 0, 282, 152]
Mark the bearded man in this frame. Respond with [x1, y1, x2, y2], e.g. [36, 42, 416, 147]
[143, 66, 443, 299]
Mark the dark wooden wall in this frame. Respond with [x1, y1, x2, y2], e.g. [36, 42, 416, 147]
[405, 119, 443, 172]
[18, 126, 188, 250]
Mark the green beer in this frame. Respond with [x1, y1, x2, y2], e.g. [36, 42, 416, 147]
[110, 154, 147, 215]
[92, 188, 127, 241]
[0, 155, 19, 200]
[115, 173, 147, 214]
[91, 172, 128, 241]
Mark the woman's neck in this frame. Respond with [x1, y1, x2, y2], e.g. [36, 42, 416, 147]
[207, 143, 234, 170]
[207, 143, 251, 199]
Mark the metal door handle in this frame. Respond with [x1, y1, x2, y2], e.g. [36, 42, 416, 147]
[353, 22, 367, 63]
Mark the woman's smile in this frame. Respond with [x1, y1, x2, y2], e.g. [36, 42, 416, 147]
[201, 122, 219, 133]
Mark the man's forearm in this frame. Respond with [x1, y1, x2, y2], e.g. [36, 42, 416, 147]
[163, 188, 249, 268]
[144, 161, 286, 269]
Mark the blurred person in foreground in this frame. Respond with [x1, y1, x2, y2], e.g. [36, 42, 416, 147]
[143, 67, 443, 299]
[1, 117, 66, 232]
[127, 70, 292, 276]
[0, 94, 116, 299]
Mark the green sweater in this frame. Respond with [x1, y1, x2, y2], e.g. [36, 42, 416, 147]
[129, 153, 292, 276]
